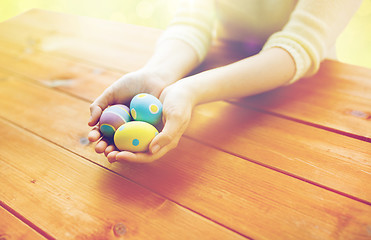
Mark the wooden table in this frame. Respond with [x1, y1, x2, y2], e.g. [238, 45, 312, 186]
[0, 9, 370, 240]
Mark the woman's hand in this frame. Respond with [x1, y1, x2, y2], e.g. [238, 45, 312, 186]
[87, 69, 171, 158]
[88, 38, 200, 163]
[105, 79, 197, 163]
[88, 69, 170, 127]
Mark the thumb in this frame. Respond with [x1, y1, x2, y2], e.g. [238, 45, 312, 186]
[149, 114, 185, 154]
[88, 104, 103, 126]
[88, 87, 115, 126]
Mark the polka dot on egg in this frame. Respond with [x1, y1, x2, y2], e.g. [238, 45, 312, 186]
[131, 108, 137, 120]
[138, 94, 147, 98]
[117, 124, 125, 131]
[132, 139, 140, 146]
[149, 104, 159, 114]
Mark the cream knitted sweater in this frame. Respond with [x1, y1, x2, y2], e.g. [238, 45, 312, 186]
[159, 0, 361, 83]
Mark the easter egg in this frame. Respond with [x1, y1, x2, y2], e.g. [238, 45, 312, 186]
[99, 104, 131, 138]
[114, 121, 158, 152]
[130, 93, 162, 125]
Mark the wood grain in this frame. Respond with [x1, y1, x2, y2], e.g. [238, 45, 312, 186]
[187, 101, 371, 203]
[0, 70, 370, 240]
[0, 206, 46, 240]
[0, 9, 160, 72]
[0, 18, 370, 205]
[0, 38, 122, 101]
[0, 50, 370, 204]
[1, 9, 371, 240]
[0, 118, 246, 240]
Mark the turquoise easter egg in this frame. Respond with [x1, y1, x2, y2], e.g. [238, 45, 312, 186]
[130, 93, 162, 125]
[114, 121, 159, 152]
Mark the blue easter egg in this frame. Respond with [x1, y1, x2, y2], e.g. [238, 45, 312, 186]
[130, 93, 162, 125]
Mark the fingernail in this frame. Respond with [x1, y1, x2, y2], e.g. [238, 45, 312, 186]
[88, 116, 93, 125]
[107, 155, 117, 163]
[151, 145, 160, 154]
[108, 158, 116, 164]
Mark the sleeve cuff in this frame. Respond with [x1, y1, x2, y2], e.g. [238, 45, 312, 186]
[262, 35, 313, 85]
[157, 25, 212, 63]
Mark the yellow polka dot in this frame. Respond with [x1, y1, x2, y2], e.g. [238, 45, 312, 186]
[131, 108, 137, 119]
[138, 94, 147, 98]
[149, 104, 159, 114]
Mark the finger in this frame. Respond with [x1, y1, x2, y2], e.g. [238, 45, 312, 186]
[95, 139, 109, 154]
[148, 143, 176, 161]
[88, 105, 102, 127]
[116, 141, 176, 163]
[89, 87, 115, 126]
[115, 151, 140, 163]
[149, 115, 184, 154]
[115, 150, 161, 163]
[88, 127, 101, 142]
[107, 151, 119, 163]
[104, 144, 117, 157]
[149, 132, 172, 154]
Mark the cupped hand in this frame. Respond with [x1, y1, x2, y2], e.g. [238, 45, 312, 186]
[87, 69, 171, 160]
[99, 79, 197, 163]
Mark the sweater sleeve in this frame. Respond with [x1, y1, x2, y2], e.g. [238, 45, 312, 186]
[262, 0, 361, 84]
[157, 0, 216, 62]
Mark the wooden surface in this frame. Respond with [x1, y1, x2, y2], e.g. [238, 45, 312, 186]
[0, 9, 370, 240]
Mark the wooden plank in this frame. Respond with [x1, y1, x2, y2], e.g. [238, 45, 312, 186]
[187, 102, 371, 203]
[0, 206, 47, 240]
[0, 47, 370, 204]
[0, 9, 160, 72]
[0, 118, 245, 240]
[0, 9, 371, 238]
[0, 70, 109, 167]
[6, 9, 162, 51]
[0, 69, 370, 239]
[0, 38, 122, 101]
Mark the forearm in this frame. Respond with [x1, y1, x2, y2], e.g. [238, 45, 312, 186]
[142, 39, 199, 84]
[181, 47, 296, 105]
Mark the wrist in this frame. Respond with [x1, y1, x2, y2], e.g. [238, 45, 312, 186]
[141, 65, 178, 86]
[142, 39, 199, 85]
[174, 76, 202, 107]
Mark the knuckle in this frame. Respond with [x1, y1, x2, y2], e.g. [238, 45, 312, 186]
[165, 108, 184, 121]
